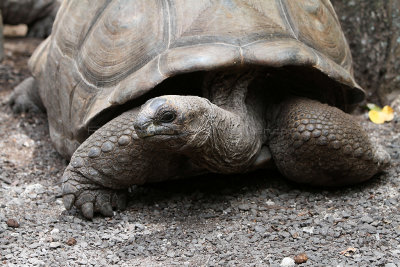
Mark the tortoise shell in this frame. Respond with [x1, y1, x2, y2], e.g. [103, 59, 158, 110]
[29, 0, 364, 157]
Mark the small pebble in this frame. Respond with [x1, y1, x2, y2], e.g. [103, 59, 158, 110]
[302, 227, 314, 234]
[6, 219, 19, 228]
[280, 257, 295, 267]
[294, 253, 308, 264]
[50, 228, 60, 235]
[28, 243, 41, 249]
[49, 242, 62, 249]
[238, 204, 250, 211]
[66, 237, 77, 246]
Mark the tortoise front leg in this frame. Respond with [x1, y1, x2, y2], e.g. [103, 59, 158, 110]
[62, 108, 200, 219]
[268, 97, 390, 186]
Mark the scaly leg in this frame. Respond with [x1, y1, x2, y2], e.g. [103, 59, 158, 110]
[62, 108, 201, 219]
[269, 97, 390, 186]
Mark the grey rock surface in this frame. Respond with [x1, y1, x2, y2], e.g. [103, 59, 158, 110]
[1, 38, 400, 266]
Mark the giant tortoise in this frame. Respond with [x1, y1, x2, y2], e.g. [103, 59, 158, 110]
[10, 0, 390, 219]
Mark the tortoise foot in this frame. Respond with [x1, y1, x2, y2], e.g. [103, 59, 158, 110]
[60, 107, 201, 219]
[62, 170, 127, 219]
[8, 77, 44, 113]
[269, 97, 390, 186]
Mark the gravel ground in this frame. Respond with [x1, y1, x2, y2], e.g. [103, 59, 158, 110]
[0, 37, 399, 267]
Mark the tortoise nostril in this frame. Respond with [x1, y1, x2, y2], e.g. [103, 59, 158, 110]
[133, 116, 151, 132]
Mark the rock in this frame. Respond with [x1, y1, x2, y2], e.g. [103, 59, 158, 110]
[342, 211, 351, 218]
[302, 227, 314, 234]
[254, 225, 266, 234]
[360, 215, 374, 224]
[6, 218, 19, 228]
[133, 223, 145, 231]
[265, 199, 275, 206]
[280, 257, 295, 267]
[28, 257, 45, 266]
[28, 242, 41, 249]
[50, 228, 59, 235]
[238, 204, 250, 211]
[294, 253, 308, 264]
[79, 241, 88, 248]
[21, 183, 45, 198]
[49, 242, 62, 249]
[66, 237, 77, 246]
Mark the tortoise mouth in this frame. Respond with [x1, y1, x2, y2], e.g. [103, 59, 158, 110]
[136, 131, 178, 139]
[134, 121, 180, 139]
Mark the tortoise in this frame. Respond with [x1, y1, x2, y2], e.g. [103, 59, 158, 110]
[0, 0, 60, 61]
[10, 0, 390, 219]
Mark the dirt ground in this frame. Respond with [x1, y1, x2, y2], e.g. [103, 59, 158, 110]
[0, 37, 399, 266]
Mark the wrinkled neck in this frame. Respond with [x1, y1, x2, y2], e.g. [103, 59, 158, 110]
[188, 69, 266, 173]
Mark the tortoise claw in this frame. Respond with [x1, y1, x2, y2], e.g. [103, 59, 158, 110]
[62, 194, 75, 210]
[96, 193, 114, 217]
[62, 167, 128, 219]
[81, 202, 94, 219]
[98, 201, 114, 217]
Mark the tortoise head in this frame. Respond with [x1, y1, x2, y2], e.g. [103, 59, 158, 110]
[134, 95, 213, 149]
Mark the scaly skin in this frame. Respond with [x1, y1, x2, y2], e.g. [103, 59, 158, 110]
[269, 97, 390, 186]
[62, 108, 145, 218]
[62, 107, 203, 219]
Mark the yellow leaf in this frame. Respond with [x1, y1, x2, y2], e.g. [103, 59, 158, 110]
[368, 103, 395, 124]
[369, 110, 385, 124]
[382, 105, 394, 122]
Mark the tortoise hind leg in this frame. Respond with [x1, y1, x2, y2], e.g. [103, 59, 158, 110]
[268, 97, 390, 186]
[9, 77, 45, 113]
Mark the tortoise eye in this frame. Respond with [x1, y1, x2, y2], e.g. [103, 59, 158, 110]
[159, 111, 176, 123]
